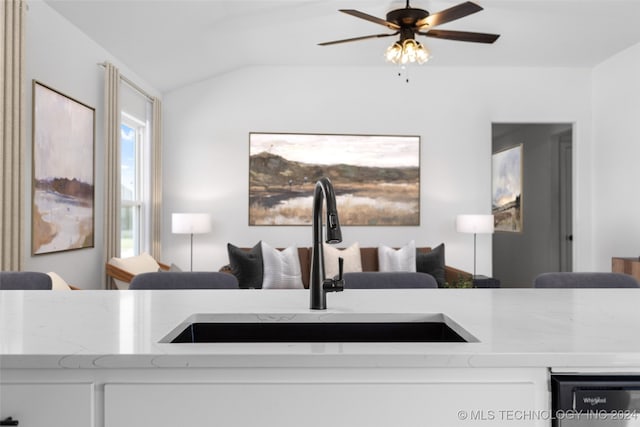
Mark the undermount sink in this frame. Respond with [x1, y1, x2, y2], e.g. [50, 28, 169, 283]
[160, 313, 477, 343]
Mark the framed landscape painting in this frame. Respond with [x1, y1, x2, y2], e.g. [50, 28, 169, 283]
[32, 81, 95, 255]
[492, 144, 523, 232]
[249, 133, 420, 226]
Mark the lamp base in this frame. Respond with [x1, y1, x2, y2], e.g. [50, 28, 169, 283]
[473, 232, 477, 278]
[190, 233, 194, 272]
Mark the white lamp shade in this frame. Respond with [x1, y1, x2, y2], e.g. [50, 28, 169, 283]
[172, 213, 211, 234]
[456, 214, 494, 234]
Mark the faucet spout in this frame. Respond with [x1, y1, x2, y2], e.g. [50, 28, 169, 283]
[310, 177, 343, 310]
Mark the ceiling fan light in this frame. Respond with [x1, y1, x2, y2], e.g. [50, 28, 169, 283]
[403, 39, 418, 59]
[416, 44, 430, 64]
[385, 38, 430, 66]
[385, 42, 402, 64]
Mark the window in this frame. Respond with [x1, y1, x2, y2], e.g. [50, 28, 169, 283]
[120, 112, 150, 257]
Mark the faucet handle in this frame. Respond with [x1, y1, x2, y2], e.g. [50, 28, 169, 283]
[323, 257, 345, 293]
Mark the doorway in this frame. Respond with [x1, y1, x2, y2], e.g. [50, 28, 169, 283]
[492, 123, 573, 287]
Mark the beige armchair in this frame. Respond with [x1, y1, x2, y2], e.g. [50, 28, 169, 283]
[106, 253, 170, 289]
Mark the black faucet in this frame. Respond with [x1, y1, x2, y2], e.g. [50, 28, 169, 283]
[310, 177, 344, 310]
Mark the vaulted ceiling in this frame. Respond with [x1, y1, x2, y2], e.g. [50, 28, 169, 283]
[45, 0, 640, 92]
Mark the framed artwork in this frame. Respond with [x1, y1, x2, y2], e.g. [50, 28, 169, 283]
[249, 132, 420, 226]
[492, 144, 523, 232]
[32, 81, 95, 255]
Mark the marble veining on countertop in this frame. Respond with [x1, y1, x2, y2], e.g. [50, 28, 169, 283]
[1, 288, 640, 369]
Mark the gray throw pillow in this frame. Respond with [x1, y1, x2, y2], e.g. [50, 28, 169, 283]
[227, 242, 263, 289]
[416, 243, 445, 287]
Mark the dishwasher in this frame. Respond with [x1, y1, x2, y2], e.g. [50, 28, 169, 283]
[552, 374, 640, 426]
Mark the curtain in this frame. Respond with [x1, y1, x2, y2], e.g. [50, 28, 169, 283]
[103, 63, 162, 286]
[150, 97, 163, 259]
[0, 0, 26, 271]
[104, 62, 121, 288]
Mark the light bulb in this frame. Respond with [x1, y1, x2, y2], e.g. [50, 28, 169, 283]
[385, 43, 402, 64]
[385, 39, 430, 66]
[416, 44, 430, 64]
[403, 39, 417, 61]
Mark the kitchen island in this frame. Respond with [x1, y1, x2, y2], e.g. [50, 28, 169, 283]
[2, 288, 640, 426]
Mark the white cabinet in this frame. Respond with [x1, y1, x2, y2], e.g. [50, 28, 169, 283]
[0, 383, 94, 427]
[105, 369, 549, 427]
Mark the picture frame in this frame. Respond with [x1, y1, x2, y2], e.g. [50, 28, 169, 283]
[492, 144, 523, 232]
[249, 132, 420, 226]
[32, 81, 95, 255]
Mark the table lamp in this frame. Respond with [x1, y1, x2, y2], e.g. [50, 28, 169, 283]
[456, 214, 494, 278]
[172, 213, 211, 271]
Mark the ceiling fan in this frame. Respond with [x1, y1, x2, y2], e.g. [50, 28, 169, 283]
[319, 1, 500, 64]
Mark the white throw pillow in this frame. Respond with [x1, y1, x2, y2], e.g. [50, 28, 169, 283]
[378, 240, 417, 272]
[323, 242, 363, 279]
[108, 252, 160, 290]
[261, 241, 304, 289]
[47, 272, 71, 291]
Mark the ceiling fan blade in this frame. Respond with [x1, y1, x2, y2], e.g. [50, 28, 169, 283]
[319, 32, 398, 46]
[420, 29, 500, 44]
[417, 1, 483, 29]
[340, 9, 401, 30]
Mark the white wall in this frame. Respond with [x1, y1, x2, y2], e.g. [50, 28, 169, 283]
[592, 42, 640, 271]
[24, 0, 160, 288]
[163, 65, 593, 275]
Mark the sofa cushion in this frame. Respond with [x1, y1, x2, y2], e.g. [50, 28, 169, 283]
[378, 240, 417, 272]
[323, 242, 363, 279]
[416, 243, 446, 287]
[261, 241, 304, 289]
[227, 242, 263, 289]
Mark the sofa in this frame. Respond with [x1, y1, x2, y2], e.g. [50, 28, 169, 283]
[222, 244, 471, 289]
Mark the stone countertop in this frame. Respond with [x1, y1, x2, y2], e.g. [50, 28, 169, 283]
[1, 289, 640, 369]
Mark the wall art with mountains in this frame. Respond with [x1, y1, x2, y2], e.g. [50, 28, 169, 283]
[249, 133, 420, 226]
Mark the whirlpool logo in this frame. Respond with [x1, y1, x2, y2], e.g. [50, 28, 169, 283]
[583, 396, 607, 406]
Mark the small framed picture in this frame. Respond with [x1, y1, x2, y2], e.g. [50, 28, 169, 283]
[492, 144, 523, 232]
